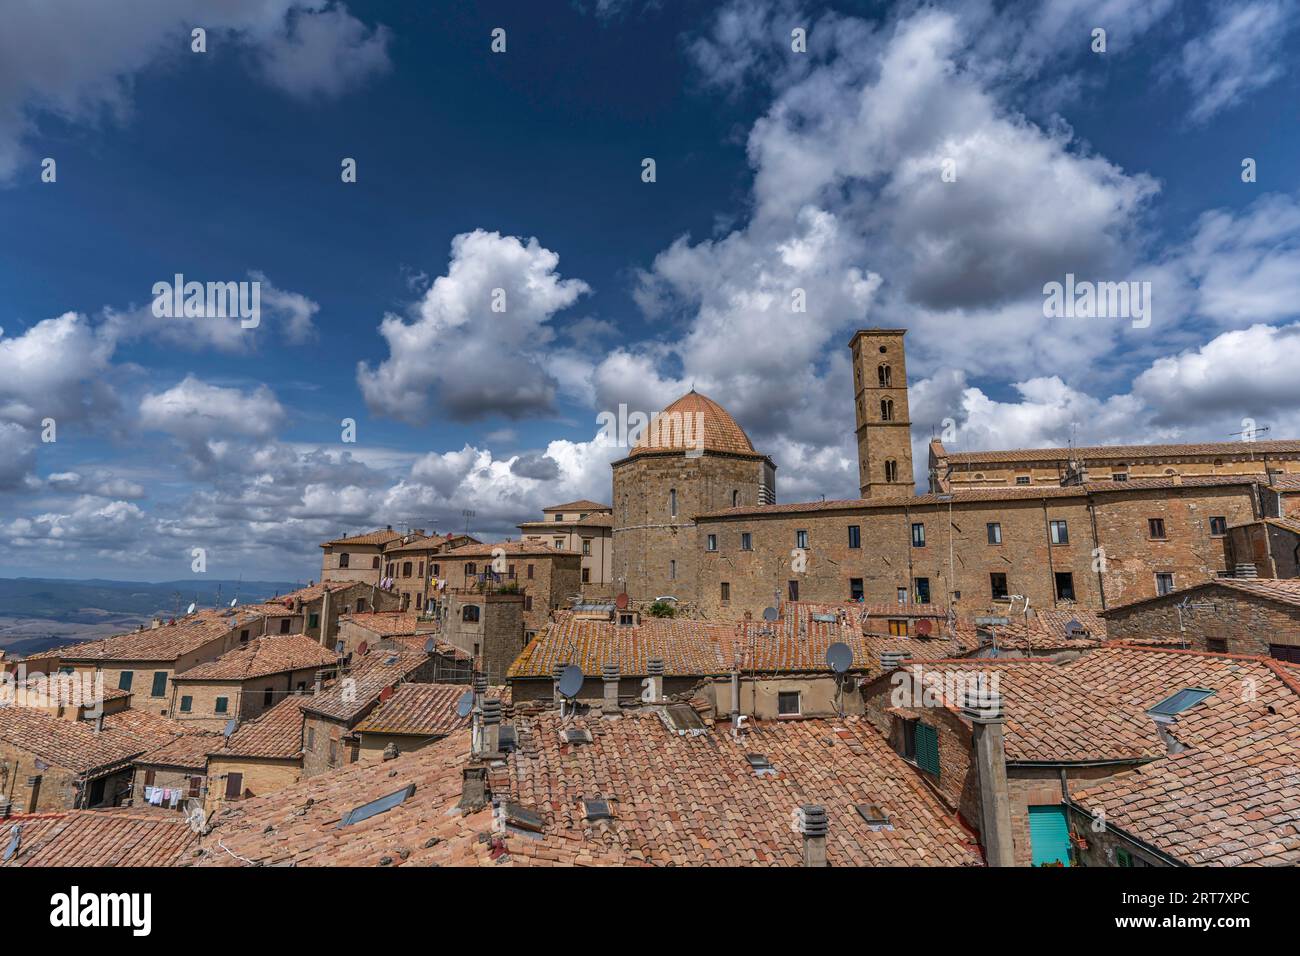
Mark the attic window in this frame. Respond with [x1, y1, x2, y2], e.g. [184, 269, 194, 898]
[337, 784, 416, 828]
[1147, 687, 1215, 719]
[500, 801, 544, 833]
[584, 799, 613, 822]
[746, 753, 777, 777]
[562, 728, 593, 745]
[660, 702, 708, 736]
[855, 803, 893, 831]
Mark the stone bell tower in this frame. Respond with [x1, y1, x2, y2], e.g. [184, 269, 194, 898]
[850, 329, 915, 498]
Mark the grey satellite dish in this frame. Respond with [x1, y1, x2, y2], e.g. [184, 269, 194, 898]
[826, 642, 853, 674]
[762, 606, 779, 622]
[455, 690, 475, 718]
[424, 637, 436, 654]
[222, 718, 238, 738]
[558, 664, 584, 699]
[186, 602, 196, 615]
[2, 825, 20, 862]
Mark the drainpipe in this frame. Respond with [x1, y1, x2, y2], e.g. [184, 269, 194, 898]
[1087, 494, 1107, 610]
[1041, 498, 1057, 608]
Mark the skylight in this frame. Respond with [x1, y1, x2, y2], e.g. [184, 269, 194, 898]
[337, 784, 416, 828]
[1147, 687, 1215, 719]
[583, 798, 612, 821]
[746, 753, 777, 777]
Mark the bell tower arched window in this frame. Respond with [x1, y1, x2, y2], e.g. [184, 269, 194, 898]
[884, 459, 898, 483]
[880, 398, 894, 421]
[878, 364, 892, 387]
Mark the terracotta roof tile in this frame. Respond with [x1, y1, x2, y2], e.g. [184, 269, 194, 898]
[353, 684, 473, 737]
[1103, 577, 1300, 615]
[320, 529, 404, 547]
[1, 809, 199, 867]
[209, 695, 308, 760]
[443, 539, 581, 559]
[542, 500, 611, 512]
[0, 707, 192, 774]
[942, 440, 1300, 464]
[60, 608, 258, 663]
[300, 649, 431, 723]
[624, 391, 766, 460]
[173, 634, 338, 682]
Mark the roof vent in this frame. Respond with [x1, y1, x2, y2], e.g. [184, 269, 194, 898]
[746, 753, 777, 777]
[646, 658, 665, 676]
[880, 650, 907, 670]
[562, 728, 593, 745]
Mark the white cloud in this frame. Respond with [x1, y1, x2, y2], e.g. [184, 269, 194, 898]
[139, 376, 286, 443]
[1180, 1, 1295, 123]
[254, 3, 392, 100]
[357, 230, 590, 424]
[0, 312, 117, 427]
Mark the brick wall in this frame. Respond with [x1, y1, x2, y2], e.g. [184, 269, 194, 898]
[1104, 583, 1300, 656]
[204, 756, 301, 812]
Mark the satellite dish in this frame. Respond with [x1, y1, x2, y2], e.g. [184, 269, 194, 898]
[826, 642, 853, 674]
[615, 592, 629, 610]
[455, 690, 475, 718]
[916, 619, 933, 636]
[423, 637, 435, 654]
[358, 641, 369, 656]
[2, 825, 20, 862]
[186, 602, 196, 615]
[334, 640, 345, 654]
[229, 597, 238, 607]
[762, 606, 779, 622]
[222, 718, 238, 738]
[558, 664, 584, 699]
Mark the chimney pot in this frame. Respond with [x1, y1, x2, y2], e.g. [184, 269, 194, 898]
[602, 663, 619, 712]
[797, 804, 829, 867]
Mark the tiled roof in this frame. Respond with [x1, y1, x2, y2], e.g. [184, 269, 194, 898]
[137, 731, 222, 771]
[342, 612, 426, 638]
[508, 608, 970, 680]
[1071, 704, 1300, 865]
[900, 646, 1300, 763]
[300, 649, 430, 723]
[100, 709, 195, 752]
[951, 608, 1106, 650]
[542, 500, 611, 512]
[696, 475, 1261, 519]
[941, 440, 1300, 464]
[60, 608, 255, 663]
[194, 710, 981, 867]
[443, 539, 581, 559]
[353, 684, 474, 738]
[1102, 577, 1300, 615]
[383, 534, 446, 554]
[0, 707, 174, 774]
[624, 391, 766, 460]
[276, 580, 365, 604]
[320, 529, 404, 547]
[1, 809, 199, 867]
[209, 694, 308, 761]
[172, 634, 338, 683]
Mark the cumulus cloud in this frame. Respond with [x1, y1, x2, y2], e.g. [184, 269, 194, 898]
[1180, 1, 1295, 123]
[139, 376, 286, 444]
[357, 230, 590, 424]
[0, 312, 117, 427]
[0, 0, 391, 182]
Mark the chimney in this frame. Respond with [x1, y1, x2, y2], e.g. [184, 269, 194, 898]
[880, 650, 907, 671]
[963, 687, 1015, 866]
[730, 668, 741, 722]
[601, 663, 619, 712]
[645, 658, 665, 702]
[479, 697, 502, 756]
[797, 804, 829, 867]
[473, 672, 487, 710]
[150, 618, 162, 630]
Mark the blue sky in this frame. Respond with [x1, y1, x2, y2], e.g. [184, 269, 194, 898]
[1, 0, 1299, 582]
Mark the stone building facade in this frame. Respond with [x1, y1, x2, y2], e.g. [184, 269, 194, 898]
[851, 329, 915, 498]
[519, 500, 615, 599]
[433, 540, 580, 635]
[439, 590, 525, 684]
[611, 390, 777, 607]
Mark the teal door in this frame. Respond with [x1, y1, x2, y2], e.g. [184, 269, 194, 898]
[1028, 805, 1072, 866]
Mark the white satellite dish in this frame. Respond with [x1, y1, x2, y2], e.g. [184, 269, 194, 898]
[186, 602, 196, 615]
[229, 597, 238, 607]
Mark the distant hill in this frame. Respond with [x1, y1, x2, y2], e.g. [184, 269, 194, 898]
[0, 577, 304, 657]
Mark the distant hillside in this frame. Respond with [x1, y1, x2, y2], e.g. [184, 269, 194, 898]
[0, 577, 303, 658]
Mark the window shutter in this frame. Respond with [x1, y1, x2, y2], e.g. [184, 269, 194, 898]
[225, 772, 243, 799]
[915, 722, 940, 777]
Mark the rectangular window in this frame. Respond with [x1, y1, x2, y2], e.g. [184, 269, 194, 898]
[1112, 472, 1129, 482]
[225, 772, 243, 800]
[1156, 572, 1175, 596]
[777, 691, 801, 716]
[150, 671, 167, 698]
[1269, 644, 1300, 663]
[338, 553, 350, 568]
[1206, 638, 1228, 653]
[524, 596, 533, 612]
[215, 697, 229, 714]
[795, 529, 808, 549]
[118, 671, 133, 692]
[581, 567, 590, 583]
[1016, 476, 1030, 485]
[432, 563, 440, 576]
[720, 582, 731, 602]
[849, 578, 864, 601]
[896, 587, 908, 604]
[1054, 572, 1075, 602]
[669, 489, 677, 517]
[788, 579, 799, 602]
[669, 560, 676, 580]
[239, 628, 250, 643]
[328, 739, 338, 765]
[986, 522, 1001, 545]
[554, 538, 565, 549]
[144, 769, 156, 787]
[914, 577, 931, 604]
[911, 523, 925, 547]
[901, 718, 917, 761]
[888, 619, 907, 636]
[188, 776, 202, 798]
[1209, 516, 1227, 536]
[740, 532, 752, 551]
[281, 618, 293, 634]
[527, 564, 534, 580]
[415, 594, 422, 609]
[1049, 520, 1068, 545]
[1148, 517, 1166, 539]
[582, 539, 591, 556]
[847, 525, 861, 549]
[307, 727, 316, 750]
[706, 534, 717, 552]
[990, 573, 1009, 600]
[263, 687, 274, 708]
[180, 695, 192, 713]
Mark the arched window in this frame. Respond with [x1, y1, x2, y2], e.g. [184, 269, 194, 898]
[732, 490, 740, 507]
[371, 556, 380, 569]
[880, 398, 894, 421]
[884, 459, 898, 482]
[462, 605, 480, 623]
[878, 364, 892, 387]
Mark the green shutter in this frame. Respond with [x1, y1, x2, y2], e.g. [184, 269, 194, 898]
[915, 722, 940, 777]
[151, 671, 167, 697]
[1028, 805, 1072, 866]
[118, 671, 133, 692]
